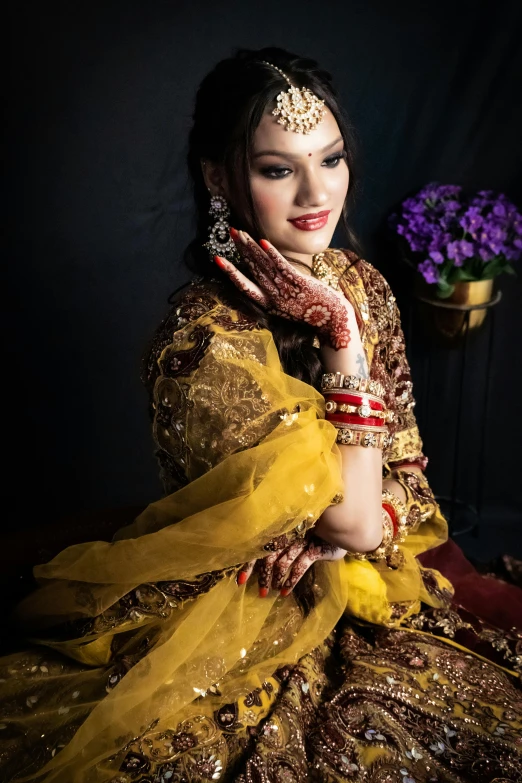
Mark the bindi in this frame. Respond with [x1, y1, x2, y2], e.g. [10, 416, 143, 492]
[308, 153, 312, 157]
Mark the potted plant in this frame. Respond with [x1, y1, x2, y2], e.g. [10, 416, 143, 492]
[388, 183, 521, 333]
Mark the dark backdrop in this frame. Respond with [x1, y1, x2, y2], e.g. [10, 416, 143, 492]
[5, 0, 522, 539]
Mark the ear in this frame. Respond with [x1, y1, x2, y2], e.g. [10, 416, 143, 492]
[200, 159, 229, 198]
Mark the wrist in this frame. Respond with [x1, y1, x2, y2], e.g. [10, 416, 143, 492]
[320, 342, 367, 376]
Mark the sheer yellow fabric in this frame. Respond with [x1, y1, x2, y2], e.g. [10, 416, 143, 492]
[2, 278, 453, 782]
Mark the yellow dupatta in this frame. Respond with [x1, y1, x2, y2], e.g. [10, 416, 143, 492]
[2, 264, 451, 782]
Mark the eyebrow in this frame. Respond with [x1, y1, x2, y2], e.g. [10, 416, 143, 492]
[252, 135, 344, 160]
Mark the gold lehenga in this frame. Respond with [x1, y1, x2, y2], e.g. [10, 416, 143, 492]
[0, 250, 520, 783]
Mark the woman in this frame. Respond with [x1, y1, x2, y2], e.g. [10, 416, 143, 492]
[1, 47, 521, 783]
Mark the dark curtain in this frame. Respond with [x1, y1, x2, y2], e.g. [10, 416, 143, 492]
[5, 0, 522, 539]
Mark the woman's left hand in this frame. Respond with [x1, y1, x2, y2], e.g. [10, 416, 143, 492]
[237, 535, 347, 597]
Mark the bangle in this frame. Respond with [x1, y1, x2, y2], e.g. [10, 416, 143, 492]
[346, 510, 395, 562]
[322, 373, 385, 398]
[329, 413, 387, 428]
[325, 401, 389, 420]
[381, 488, 409, 542]
[324, 389, 390, 411]
[334, 425, 392, 449]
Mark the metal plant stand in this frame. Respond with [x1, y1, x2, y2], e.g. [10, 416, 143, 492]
[407, 291, 502, 536]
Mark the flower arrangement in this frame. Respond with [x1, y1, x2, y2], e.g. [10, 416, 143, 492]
[388, 183, 522, 298]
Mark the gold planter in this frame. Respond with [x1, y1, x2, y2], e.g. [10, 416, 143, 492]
[415, 278, 496, 341]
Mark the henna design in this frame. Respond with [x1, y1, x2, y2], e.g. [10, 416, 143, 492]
[271, 539, 309, 589]
[223, 232, 353, 350]
[281, 537, 345, 594]
[256, 551, 282, 594]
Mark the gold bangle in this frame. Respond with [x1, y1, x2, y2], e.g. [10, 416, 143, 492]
[346, 510, 395, 562]
[334, 426, 393, 449]
[381, 488, 409, 542]
[321, 373, 385, 398]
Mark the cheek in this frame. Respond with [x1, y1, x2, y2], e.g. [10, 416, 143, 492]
[333, 166, 350, 202]
[251, 182, 290, 225]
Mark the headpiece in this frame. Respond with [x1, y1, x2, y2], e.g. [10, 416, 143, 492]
[260, 60, 327, 135]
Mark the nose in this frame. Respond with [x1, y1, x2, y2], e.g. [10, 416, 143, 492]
[295, 165, 329, 209]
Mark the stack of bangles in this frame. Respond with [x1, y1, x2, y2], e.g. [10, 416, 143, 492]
[321, 372, 394, 450]
[322, 373, 407, 566]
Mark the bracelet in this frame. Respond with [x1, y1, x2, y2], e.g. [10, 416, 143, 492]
[322, 373, 385, 398]
[329, 413, 387, 428]
[334, 425, 393, 449]
[326, 401, 388, 420]
[381, 488, 409, 542]
[346, 510, 395, 562]
[323, 389, 389, 409]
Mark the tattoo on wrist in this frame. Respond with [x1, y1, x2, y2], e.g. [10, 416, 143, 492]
[356, 353, 369, 379]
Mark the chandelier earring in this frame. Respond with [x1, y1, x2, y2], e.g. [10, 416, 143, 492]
[203, 192, 241, 265]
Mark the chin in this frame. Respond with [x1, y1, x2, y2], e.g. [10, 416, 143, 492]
[292, 230, 336, 253]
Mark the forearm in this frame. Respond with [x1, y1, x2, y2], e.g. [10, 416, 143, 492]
[314, 336, 384, 552]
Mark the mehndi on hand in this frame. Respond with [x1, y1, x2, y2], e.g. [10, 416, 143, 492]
[213, 228, 353, 350]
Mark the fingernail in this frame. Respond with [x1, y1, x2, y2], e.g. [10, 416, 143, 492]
[280, 588, 291, 597]
[259, 239, 271, 251]
[229, 227, 239, 241]
[214, 255, 227, 269]
[259, 587, 269, 598]
[238, 230, 249, 245]
[237, 571, 248, 585]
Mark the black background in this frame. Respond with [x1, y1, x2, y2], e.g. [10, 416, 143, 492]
[5, 0, 522, 546]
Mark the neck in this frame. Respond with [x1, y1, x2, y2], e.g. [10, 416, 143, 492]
[283, 251, 315, 275]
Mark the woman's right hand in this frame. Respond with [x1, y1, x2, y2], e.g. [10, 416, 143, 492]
[214, 229, 355, 351]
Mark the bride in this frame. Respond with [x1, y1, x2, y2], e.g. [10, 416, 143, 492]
[1, 47, 520, 783]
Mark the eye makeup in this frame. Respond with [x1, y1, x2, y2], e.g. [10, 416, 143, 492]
[258, 149, 347, 180]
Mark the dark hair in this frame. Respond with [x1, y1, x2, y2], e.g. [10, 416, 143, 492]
[183, 46, 364, 390]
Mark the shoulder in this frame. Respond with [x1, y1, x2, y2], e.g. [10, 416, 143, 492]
[337, 249, 395, 297]
[141, 277, 260, 391]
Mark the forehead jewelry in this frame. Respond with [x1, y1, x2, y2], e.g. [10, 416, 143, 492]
[260, 60, 327, 135]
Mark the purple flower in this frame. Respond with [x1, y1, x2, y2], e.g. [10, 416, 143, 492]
[390, 182, 521, 279]
[418, 259, 440, 284]
[446, 240, 474, 266]
[429, 250, 445, 265]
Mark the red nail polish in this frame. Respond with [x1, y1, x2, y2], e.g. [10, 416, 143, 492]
[214, 255, 227, 270]
[237, 571, 248, 585]
[259, 587, 269, 598]
[259, 239, 271, 251]
[229, 227, 239, 241]
[280, 588, 291, 597]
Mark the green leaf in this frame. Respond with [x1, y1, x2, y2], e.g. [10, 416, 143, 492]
[451, 267, 479, 283]
[481, 258, 502, 278]
[435, 279, 455, 299]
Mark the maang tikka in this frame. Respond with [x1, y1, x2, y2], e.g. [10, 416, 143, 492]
[260, 60, 327, 135]
[203, 192, 241, 265]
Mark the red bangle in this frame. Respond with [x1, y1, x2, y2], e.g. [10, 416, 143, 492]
[323, 392, 385, 411]
[327, 412, 386, 427]
[382, 503, 398, 537]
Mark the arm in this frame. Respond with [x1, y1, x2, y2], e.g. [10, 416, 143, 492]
[219, 232, 386, 555]
[313, 334, 384, 553]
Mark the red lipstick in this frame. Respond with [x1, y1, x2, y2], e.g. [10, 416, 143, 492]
[288, 210, 331, 231]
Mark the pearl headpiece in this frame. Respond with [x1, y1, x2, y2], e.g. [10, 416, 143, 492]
[260, 60, 327, 135]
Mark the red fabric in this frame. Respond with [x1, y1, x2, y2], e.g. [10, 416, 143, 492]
[418, 538, 522, 632]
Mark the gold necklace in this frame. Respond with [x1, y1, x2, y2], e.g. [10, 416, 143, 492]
[311, 249, 343, 290]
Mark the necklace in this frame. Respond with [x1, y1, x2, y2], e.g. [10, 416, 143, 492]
[311, 249, 345, 290]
